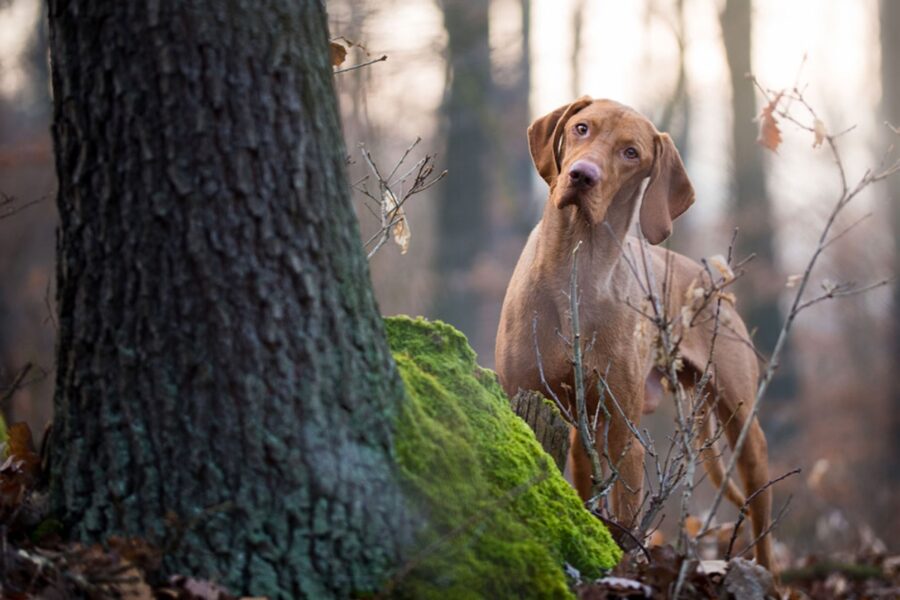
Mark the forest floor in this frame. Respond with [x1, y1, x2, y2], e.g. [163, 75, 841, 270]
[2, 421, 898, 599]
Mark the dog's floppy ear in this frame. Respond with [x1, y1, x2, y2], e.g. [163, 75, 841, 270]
[640, 133, 695, 244]
[528, 96, 593, 185]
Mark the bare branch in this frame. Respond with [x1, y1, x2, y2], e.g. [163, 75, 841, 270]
[724, 468, 801, 560]
[334, 54, 387, 75]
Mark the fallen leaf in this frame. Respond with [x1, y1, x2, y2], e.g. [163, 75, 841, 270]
[594, 576, 653, 597]
[110, 565, 154, 600]
[698, 559, 728, 576]
[757, 92, 784, 152]
[5, 422, 39, 480]
[330, 41, 347, 67]
[168, 575, 237, 600]
[813, 118, 827, 148]
[107, 536, 162, 572]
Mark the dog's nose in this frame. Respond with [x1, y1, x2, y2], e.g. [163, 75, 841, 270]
[568, 160, 601, 188]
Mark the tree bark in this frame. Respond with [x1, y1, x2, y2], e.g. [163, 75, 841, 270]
[47, 1, 410, 597]
[721, 0, 797, 439]
[435, 0, 492, 341]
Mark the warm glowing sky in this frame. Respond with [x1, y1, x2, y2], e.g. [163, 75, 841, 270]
[0, 0, 889, 292]
[337, 0, 887, 277]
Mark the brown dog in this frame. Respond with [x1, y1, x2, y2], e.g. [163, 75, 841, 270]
[495, 97, 774, 570]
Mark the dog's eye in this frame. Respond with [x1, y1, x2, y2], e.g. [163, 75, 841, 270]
[623, 147, 639, 160]
[574, 123, 589, 136]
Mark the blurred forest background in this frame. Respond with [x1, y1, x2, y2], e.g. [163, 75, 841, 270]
[0, 0, 897, 560]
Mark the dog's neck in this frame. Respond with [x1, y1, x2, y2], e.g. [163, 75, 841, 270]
[536, 181, 645, 293]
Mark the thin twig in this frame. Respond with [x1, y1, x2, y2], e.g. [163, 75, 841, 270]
[334, 54, 387, 74]
[724, 468, 801, 560]
[700, 72, 900, 537]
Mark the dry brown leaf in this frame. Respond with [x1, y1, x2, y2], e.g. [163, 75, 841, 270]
[330, 41, 347, 67]
[806, 457, 830, 493]
[685, 515, 702, 538]
[107, 536, 162, 572]
[110, 565, 154, 600]
[5, 422, 39, 479]
[392, 217, 410, 254]
[680, 305, 695, 329]
[757, 92, 784, 152]
[813, 118, 827, 148]
[168, 575, 237, 599]
[716, 291, 737, 306]
[682, 277, 701, 303]
[660, 376, 671, 394]
[383, 188, 410, 254]
[708, 254, 734, 283]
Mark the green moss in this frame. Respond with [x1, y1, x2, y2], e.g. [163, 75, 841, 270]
[385, 316, 621, 599]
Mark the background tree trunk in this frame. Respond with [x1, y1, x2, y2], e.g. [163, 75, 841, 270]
[720, 0, 797, 441]
[435, 0, 492, 342]
[511, 0, 535, 230]
[571, 0, 585, 99]
[880, 0, 900, 478]
[47, 1, 410, 597]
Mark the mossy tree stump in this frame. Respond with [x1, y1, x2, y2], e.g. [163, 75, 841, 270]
[510, 389, 570, 473]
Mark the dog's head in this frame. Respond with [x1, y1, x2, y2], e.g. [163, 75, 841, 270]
[528, 96, 695, 244]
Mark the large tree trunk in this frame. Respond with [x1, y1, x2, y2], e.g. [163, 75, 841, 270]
[435, 0, 492, 343]
[721, 0, 796, 440]
[881, 0, 900, 478]
[47, 2, 410, 597]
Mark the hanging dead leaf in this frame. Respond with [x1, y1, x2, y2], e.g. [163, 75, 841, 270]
[807, 458, 830, 494]
[813, 118, 827, 148]
[756, 92, 784, 153]
[682, 277, 703, 304]
[680, 305, 695, 329]
[330, 41, 348, 67]
[392, 216, 410, 254]
[383, 188, 410, 254]
[716, 291, 737, 306]
[708, 254, 734, 283]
